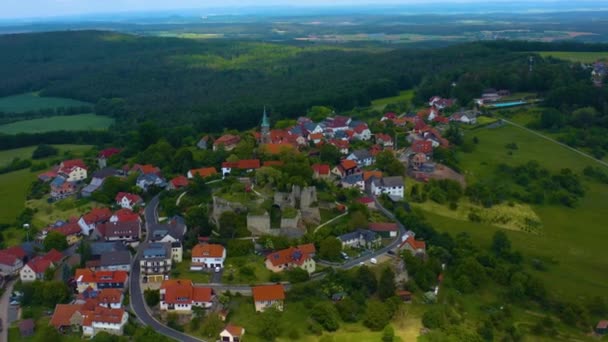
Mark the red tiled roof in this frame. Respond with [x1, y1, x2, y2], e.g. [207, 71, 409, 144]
[192, 287, 213, 302]
[224, 324, 245, 337]
[238, 159, 261, 169]
[55, 222, 81, 236]
[82, 307, 125, 327]
[98, 148, 121, 158]
[0, 251, 19, 266]
[412, 140, 433, 154]
[309, 133, 324, 140]
[44, 249, 64, 263]
[363, 171, 383, 182]
[400, 236, 426, 251]
[115, 192, 142, 205]
[376, 133, 392, 142]
[357, 197, 374, 204]
[26, 256, 53, 274]
[188, 167, 218, 178]
[60, 159, 87, 173]
[353, 124, 369, 134]
[112, 209, 140, 222]
[597, 320, 608, 329]
[50, 304, 82, 328]
[214, 134, 241, 147]
[340, 159, 357, 170]
[192, 244, 225, 258]
[252, 284, 285, 302]
[266, 244, 316, 267]
[383, 112, 397, 119]
[330, 139, 349, 149]
[433, 116, 450, 124]
[132, 164, 160, 175]
[311, 163, 330, 176]
[263, 143, 295, 155]
[161, 279, 213, 304]
[97, 221, 140, 238]
[82, 207, 112, 225]
[170, 175, 189, 188]
[368, 222, 398, 232]
[3, 246, 26, 259]
[75, 269, 128, 284]
[97, 289, 123, 304]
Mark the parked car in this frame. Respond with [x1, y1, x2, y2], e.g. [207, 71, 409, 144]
[214, 266, 221, 273]
[340, 252, 349, 260]
[370, 258, 378, 264]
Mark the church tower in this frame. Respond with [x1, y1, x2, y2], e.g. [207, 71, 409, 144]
[260, 106, 271, 144]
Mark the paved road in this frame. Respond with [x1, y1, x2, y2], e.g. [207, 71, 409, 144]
[502, 119, 608, 169]
[0, 280, 15, 342]
[129, 195, 205, 342]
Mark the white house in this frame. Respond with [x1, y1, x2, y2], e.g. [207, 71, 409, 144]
[58, 159, 88, 182]
[191, 244, 226, 270]
[159, 279, 214, 313]
[220, 325, 245, 342]
[371, 176, 405, 199]
[81, 307, 129, 338]
[353, 124, 372, 141]
[115, 192, 143, 210]
[346, 149, 374, 167]
[0, 251, 24, 276]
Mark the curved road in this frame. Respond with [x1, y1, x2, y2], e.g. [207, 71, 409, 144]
[130, 193, 404, 341]
[130, 195, 204, 342]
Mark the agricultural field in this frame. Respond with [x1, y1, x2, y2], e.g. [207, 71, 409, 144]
[537, 51, 608, 63]
[0, 144, 92, 224]
[370, 89, 414, 111]
[0, 113, 113, 134]
[417, 123, 608, 299]
[0, 92, 91, 113]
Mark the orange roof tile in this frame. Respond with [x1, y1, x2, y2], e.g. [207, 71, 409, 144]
[252, 284, 285, 302]
[224, 324, 245, 337]
[75, 269, 128, 284]
[363, 170, 383, 182]
[340, 159, 357, 170]
[263, 143, 295, 155]
[161, 279, 213, 304]
[191, 244, 225, 258]
[311, 164, 330, 176]
[189, 167, 218, 178]
[266, 244, 316, 267]
[50, 304, 82, 328]
[97, 289, 123, 305]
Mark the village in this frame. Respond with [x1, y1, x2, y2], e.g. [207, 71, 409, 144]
[1, 87, 606, 342]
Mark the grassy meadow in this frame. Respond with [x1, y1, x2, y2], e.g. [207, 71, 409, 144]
[0, 113, 113, 134]
[371, 90, 414, 111]
[417, 123, 608, 299]
[537, 51, 608, 63]
[0, 92, 90, 113]
[0, 144, 92, 225]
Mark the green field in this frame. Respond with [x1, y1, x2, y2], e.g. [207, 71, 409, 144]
[419, 123, 608, 299]
[0, 114, 113, 134]
[538, 51, 608, 63]
[371, 90, 414, 111]
[0, 144, 92, 224]
[0, 92, 91, 113]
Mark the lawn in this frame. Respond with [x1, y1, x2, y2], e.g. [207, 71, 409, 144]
[7, 316, 84, 342]
[171, 260, 211, 284]
[0, 92, 91, 113]
[371, 90, 414, 111]
[0, 144, 92, 167]
[537, 51, 608, 63]
[0, 114, 113, 134]
[222, 255, 276, 284]
[418, 123, 608, 299]
[0, 144, 92, 225]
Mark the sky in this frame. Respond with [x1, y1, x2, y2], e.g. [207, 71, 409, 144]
[0, 0, 588, 19]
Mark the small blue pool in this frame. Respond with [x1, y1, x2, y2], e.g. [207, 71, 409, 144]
[489, 101, 527, 108]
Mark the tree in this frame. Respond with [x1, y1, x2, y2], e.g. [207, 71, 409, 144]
[144, 289, 160, 307]
[307, 106, 333, 122]
[91, 332, 119, 342]
[32, 144, 58, 159]
[311, 302, 340, 331]
[363, 300, 391, 331]
[319, 237, 342, 261]
[422, 306, 446, 329]
[44, 266, 55, 281]
[227, 239, 253, 257]
[218, 211, 244, 238]
[259, 307, 281, 340]
[319, 144, 341, 165]
[133, 326, 171, 342]
[382, 325, 395, 342]
[375, 150, 405, 176]
[491, 231, 511, 257]
[286, 268, 310, 283]
[335, 298, 361, 322]
[356, 265, 377, 295]
[200, 313, 223, 338]
[44, 231, 68, 252]
[378, 267, 396, 301]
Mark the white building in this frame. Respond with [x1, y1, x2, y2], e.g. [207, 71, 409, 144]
[191, 244, 226, 270]
[159, 279, 214, 313]
[371, 176, 405, 199]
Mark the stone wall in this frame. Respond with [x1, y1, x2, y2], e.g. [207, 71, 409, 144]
[211, 196, 247, 225]
[280, 210, 301, 230]
[246, 213, 275, 236]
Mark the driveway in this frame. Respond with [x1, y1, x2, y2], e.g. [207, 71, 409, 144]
[1, 280, 15, 342]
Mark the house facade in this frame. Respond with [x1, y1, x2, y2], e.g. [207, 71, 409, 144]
[115, 192, 143, 210]
[371, 176, 405, 199]
[75, 269, 129, 293]
[159, 279, 214, 312]
[252, 284, 285, 312]
[220, 325, 245, 342]
[337, 229, 381, 249]
[59, 159, 88, 182]
[191, 244, 226, 270]
[265, 244, 316, 274]
[140, 242, 173, 283]
[0, 251, 24, 276]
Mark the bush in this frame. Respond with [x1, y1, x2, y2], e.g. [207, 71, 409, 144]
[144, 289, 160, 307]
[363, 300, 391, 331]
[311, 302, 340, 331]
[382, 325, 395, 342]
[32, 144, 59, 159]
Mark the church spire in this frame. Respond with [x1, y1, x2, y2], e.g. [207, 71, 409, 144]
[262, 106, 270, 128]
[260, 106, 270, 144]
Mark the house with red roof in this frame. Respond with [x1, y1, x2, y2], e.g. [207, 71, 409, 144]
[411, 140, 433, 155]
[213, 134, 241, 151]
[50, 304, 128, 337]
[130, 164, 161, 176]
[109, 208, 141, 223]
[221, 159, 260, 177]
[115, 192, 143, 210]
[311, 163, 331, 179]
[220, 324, 245, 342]
[424, 128, 450, 148]
[95, 220, 141, 243]
[191, 244, 226, 270]
[0, 251, 24, 276]
[329, 139, 350, 155]
[55, 222, 83, 245]
[58, 159, 88, 182]
[265, 243, 316, 274]
[97, 148, 121, 168]
[252, 284, 285, 312]
[159, 279, 214, 312]
[78, 207, 112, 236]
[375, 133, 394, 148]
[399, 235, 427, 257]
[331, 159, 358, 178]
[308, 132, 324, 144]
[75, 269, 129, 293]
[429, 96, 455, 110]
[261, 143, 295, 155]
[368, 222, 399, 238]
[167, 175, 189, 190]
[353, 123, 371, 141]
[187, 167, 218, 179]
[19, 249, 62, 282]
